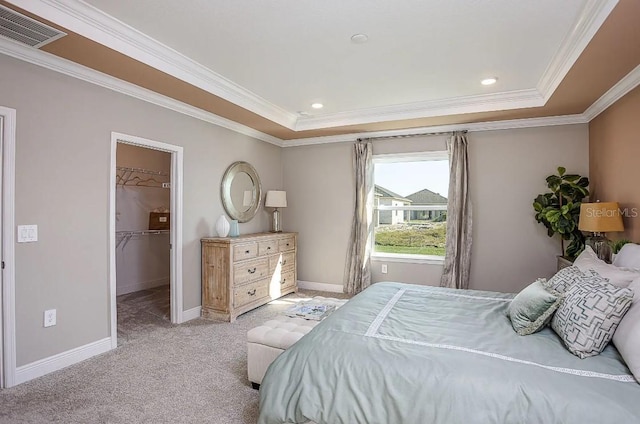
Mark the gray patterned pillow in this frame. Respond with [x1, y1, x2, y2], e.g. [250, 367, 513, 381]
[551, 279, 634, 358]
[544, 266, 608, 294]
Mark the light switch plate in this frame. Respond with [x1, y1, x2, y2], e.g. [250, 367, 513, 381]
[381, 264, 388, 274]
[17, 225, 38, 242]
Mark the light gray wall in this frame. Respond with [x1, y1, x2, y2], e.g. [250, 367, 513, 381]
[283, 124, 589, 293]
[1, 55, 282, 366]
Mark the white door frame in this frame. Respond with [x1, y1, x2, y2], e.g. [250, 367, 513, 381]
[0, 106, 17, 388]
[109, 132, 184, 349]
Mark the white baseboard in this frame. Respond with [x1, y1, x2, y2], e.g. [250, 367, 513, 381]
[116, 277, 169, 296]
[181, 306, 202, 323]
[297, 280, 345, 293]
[15, 337, 112, 385]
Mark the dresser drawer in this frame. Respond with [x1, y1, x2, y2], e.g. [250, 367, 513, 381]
[233, 258, 269, 285]
[279, 236, 295, 252]
[269, 251, 295, 272]
[234, 279, 269, 308]
[278, 270, 296, 290]
[258, 239, 278, 256]
[234, 243, 258, 262]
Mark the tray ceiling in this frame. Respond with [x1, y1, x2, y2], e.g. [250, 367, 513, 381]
[1, 0, 639, 142]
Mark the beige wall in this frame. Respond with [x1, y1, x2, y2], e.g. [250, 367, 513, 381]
[589, 86, 640, 243]
[1, 55, 282, 366]
[283, 124, 589, 293]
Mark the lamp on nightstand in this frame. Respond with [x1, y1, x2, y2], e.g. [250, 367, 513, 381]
[265, 190, 287, 232]
[578, 202, 624, 262]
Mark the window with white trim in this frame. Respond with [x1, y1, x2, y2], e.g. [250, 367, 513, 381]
[373, 152, 449, 260]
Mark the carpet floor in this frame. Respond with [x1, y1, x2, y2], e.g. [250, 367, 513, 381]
[0, 288, 349, 424]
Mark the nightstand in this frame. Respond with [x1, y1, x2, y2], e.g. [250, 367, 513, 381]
[557, 256, 574, 272]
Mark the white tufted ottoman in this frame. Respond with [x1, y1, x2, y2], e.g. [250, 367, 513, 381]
[247, 297, 347, 388]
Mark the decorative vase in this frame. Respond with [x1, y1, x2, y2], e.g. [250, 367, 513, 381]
[216, 215, 230, 237]
[229, 219, 240, 237]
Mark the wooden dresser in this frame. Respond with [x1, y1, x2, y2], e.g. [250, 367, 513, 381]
[201, 232, 297, 322]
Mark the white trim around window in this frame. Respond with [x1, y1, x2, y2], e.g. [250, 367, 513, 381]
[371, 252, 445, 265]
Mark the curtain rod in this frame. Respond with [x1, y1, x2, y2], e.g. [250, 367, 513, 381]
[357, 129, 467, 142]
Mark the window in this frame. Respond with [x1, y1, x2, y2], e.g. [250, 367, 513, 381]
[373, 153, 449, 260]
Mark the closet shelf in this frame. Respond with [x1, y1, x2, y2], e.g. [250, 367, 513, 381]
[116, 166, 170, 188]
[116, 230, 170, 249]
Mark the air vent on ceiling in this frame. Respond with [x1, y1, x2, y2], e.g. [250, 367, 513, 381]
[0, 4, 66, 48]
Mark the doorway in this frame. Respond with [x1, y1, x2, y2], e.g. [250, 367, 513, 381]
[0, 106, 16, 388]
[109, 133, 183, 349]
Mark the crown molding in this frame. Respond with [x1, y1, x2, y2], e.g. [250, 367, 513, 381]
[294, 89, 545, 131]
[284, 115, 588, 147]
[7, 0, 298, 130]
[583, 64, 640, 121]
[6, 0, 615, 133]
[536, 0, 618, 101]
[0, 37, 284, 147]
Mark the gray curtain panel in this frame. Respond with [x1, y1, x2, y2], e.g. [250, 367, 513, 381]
[344, 141, 374, 294]
[440, 132, 473, 289]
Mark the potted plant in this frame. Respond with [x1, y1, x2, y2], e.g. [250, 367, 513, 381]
[610, 239, 631, 263]
[533, 167, 589, 258]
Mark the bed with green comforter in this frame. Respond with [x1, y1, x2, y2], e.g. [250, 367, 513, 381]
[258, 282, 640, 424]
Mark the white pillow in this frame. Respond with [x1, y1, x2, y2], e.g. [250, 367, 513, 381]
[613, 243, 640, 269]
[613, 278, 640, 382]
[574, 246, 639, 288]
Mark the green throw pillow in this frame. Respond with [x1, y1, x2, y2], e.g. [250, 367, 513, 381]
[508, 279, 562, 336]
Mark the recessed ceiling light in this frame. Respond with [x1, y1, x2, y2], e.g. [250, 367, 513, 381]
[481, 77, 498, 86]
[311, 103, 324, 109]
[351, 33, 369, 44]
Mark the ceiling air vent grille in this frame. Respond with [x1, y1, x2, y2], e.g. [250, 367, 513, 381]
[0, 4, 66, 48]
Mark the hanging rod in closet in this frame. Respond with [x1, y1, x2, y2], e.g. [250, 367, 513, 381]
[115, 166, 170, 188]
[116, 166, 169, 176]
[116, 229, 170, 249]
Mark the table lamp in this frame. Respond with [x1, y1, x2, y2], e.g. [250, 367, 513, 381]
[578, 202, 624, 262]
[265, 190, 287, 232]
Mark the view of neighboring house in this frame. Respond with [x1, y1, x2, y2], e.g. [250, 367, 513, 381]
[405, 189, 448, 221]
[374, 185, 411, 225]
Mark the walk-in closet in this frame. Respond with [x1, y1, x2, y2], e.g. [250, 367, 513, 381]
[115, 143, 172, 339]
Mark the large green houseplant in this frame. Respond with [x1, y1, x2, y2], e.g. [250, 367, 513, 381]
[533, 167, 589, 258]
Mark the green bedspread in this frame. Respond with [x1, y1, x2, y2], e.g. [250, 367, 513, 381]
[258, 282, 640, 424]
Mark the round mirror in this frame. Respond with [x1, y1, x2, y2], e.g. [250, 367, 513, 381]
[221, 161, 262, 223]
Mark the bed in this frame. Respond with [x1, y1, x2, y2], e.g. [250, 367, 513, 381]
[257, 282, 640, 424]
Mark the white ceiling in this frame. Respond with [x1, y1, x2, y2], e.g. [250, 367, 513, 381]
[7, 0, 619, 134]
[79, 0, 592, 117]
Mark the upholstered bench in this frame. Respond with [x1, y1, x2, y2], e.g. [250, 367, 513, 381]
[247, 297, 347, 388]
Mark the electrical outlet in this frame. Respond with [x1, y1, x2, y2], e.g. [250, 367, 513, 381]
[44, 309, 56, 327]
[381, 264, 388, 274]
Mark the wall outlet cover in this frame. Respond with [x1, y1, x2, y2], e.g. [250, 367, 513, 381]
[44, 309, 56, 327]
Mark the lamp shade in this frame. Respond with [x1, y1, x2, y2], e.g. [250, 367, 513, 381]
[578, 202, 624, 233]
[265, 190, 287, 208]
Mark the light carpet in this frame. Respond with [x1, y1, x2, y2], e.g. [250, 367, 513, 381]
[0, 288, 349, 424]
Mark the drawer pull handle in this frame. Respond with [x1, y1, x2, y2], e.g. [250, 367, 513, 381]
[280, 278, 286, 285]
[247, 267, 257, 274]
[281, 260, 287, 266]
[286, 243, 290, 247]
[245, 250, 250, 254]
[267, 246, 271, 250]
[248, 289, 256, 296]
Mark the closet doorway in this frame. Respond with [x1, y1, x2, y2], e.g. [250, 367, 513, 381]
[109, 133, 183, 349]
